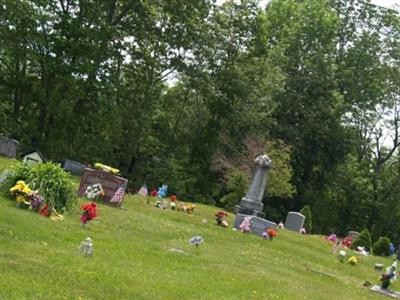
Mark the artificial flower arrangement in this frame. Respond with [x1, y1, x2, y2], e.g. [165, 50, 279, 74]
[341, 236, 352, 248]
[94, 163, 120, 174]
[177, 203, 195, 214]
[338, 250, 347, 262]
[170, 195, 177, 210]
[239, 216, 252, 233]
[263, 228, 277, 240]
[348, 256, 358, 265]
[84, 183, 105, 202]
[9, 180, 63, 220]
[215, 211, 229, 227]
[80, 202, 97, 227]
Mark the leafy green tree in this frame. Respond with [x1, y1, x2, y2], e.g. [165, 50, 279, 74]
[372, 237, 391, 257]
[220, 169, 249, 211]
[352, 229, 372, 251]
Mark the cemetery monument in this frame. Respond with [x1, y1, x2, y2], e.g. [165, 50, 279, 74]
[234, 154, 277, 236]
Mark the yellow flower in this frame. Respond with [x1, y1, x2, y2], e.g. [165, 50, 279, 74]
[22, 185, 32, 195]
[16, 195, 26, 203]
[10, 180, 28, 193]
[348, 256, 358, 265]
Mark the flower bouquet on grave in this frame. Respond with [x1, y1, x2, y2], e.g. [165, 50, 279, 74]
[215, 211, 229, 227]
[84, 183, 105, 202]
[80, 202, 97, 228]
[338, 250, 346, 262]
[170, 195, 177, 210]
[187, 203, 195, 214]
[380, 262, 397, 289]
[239, 216, 252, 233]
[266, 228, 277, 240]
[9, 180, 33, 207]
[341, 236, 352, 248]
[348, 256, 357, 265]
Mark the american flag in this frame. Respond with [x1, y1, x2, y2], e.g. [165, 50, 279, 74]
[110, 182, 127, 203]
[138, 184, 148, 197]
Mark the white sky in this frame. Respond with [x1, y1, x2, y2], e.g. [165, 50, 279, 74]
[372, 0, 400, 8]
[217, 0, 400, 9]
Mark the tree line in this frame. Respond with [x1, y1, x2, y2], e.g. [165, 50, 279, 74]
[1, 0, 400, 242]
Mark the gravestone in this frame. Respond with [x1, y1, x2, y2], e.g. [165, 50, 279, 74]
[234, 154, 277, 237]
[78, 168, 128, 204]
[63, 159, 85, 176]
[235, 154, 272, 218]
[234, 214, 277, 236]
[0, 136, 19, 158]
[348, 231, 360, 240]
[285, 212, 305, 232]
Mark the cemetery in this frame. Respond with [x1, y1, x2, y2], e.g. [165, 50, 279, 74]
[1, 153, 400, 299]
[1, 0, 400, 299]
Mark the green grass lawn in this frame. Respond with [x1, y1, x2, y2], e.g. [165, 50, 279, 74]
[0, 156, 396, 299]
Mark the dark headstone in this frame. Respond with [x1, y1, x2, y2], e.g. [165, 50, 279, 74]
[78, 168, 128, 204]
[0, 136, 19, 158]
[63, 159, 85, 176]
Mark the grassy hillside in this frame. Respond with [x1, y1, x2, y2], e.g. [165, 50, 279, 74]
[0, 156, 395, 299]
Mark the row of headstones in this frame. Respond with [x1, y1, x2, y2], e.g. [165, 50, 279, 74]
[0, 135, 86, 176]
[234, 211, 306, 237]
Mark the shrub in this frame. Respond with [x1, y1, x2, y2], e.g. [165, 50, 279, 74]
[372, 237, 391, 256]
[300, 205, 312, 233]
[0, 162, 76, 212]
[351, 229, 372, 251]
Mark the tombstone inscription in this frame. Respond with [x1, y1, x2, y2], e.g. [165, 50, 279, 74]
[78, 168, 128, 204]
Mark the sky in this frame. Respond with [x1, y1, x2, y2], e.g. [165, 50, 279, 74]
[371, 0, 400, 9]
[217, 0, 400, 9]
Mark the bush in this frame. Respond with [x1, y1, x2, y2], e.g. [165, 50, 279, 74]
[351, 229, 372, 251]
[0, 162, 76, 212]
[300, 205, 312, 233]
[372, 237, 391, 256]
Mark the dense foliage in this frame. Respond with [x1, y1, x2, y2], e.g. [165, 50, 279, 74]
[372, 236, 391, 256]
[300, 205, 312, 233]
[1, 0, 400, 242]
[352, 229, 372, 251]
[0, 162, 76, 211]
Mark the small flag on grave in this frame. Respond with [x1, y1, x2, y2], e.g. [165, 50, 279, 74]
[138, 184, 148, 197]
[110, 182, 127, 203]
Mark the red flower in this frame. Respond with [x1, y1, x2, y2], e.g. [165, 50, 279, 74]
[342, 236, 352, 248]
[267, 228, 277, 238]
[80, 202, 97, 223]
[215, 211, 228, 218]
[39, 204, 50, 217]
[150, 189, 157, 197]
